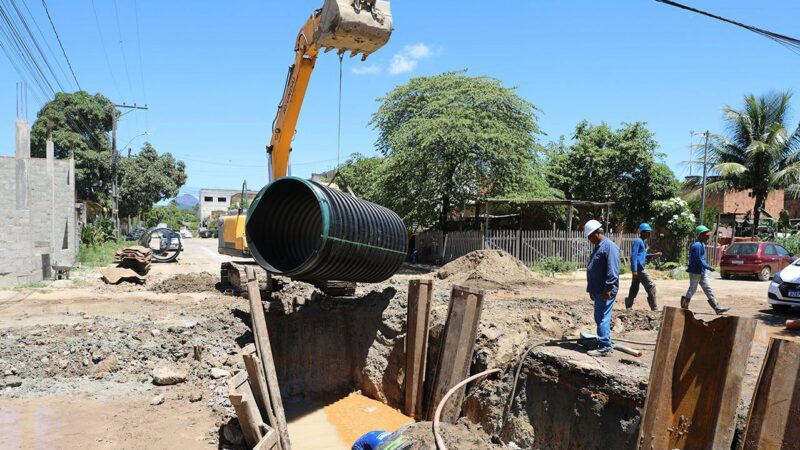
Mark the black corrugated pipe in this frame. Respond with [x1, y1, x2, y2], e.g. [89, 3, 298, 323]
[246, 177, 407, 283]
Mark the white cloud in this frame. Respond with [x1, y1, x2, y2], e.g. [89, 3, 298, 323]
[404, 43, 431, 59]
[388, 42, 433, 75]
[351, 64, 382, 75]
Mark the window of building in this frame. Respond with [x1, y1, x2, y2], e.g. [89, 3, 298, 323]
[204, 196, 213, 202]
[218, 197, 226, 202]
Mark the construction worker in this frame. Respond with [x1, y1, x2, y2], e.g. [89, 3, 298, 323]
[681, 225, 730, 315]
[352, 429, 411, 450]
[584, 219, 620, 357]
[625, 223, 662, 312]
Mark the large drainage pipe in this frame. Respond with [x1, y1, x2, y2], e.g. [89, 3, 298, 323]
[246, 176, 407, 283]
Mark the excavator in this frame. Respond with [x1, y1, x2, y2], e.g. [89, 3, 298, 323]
[218, 0, 393, 294]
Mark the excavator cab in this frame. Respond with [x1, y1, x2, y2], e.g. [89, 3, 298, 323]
[315, 0, 393, 60]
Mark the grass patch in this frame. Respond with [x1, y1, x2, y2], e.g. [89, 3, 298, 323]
[78, 239, 129, 268]
[530, 256, 577, 276]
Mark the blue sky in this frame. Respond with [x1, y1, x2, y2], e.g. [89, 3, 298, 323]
[1, 0, 799, 199]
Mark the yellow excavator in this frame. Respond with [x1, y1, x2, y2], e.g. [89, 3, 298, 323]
[218, 0, 393, 293]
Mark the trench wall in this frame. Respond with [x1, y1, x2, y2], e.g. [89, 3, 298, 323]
[264, 287, 407, 407]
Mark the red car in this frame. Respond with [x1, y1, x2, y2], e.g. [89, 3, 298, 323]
[720, 242, 796, 281]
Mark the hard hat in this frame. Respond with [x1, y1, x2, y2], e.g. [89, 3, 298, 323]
[584, 219, 603, 237]
[695, 225, 712, 235]
[639, 223, 652, 232]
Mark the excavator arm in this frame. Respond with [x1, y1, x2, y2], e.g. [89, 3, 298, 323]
[267, 0, 393, 181]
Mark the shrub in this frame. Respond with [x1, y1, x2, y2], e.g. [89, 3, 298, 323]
[532, 256, 577, 275]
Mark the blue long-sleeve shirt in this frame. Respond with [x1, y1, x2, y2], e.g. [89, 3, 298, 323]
[587, 237, 620, 296]
[630, 237, 653, 272]
[687, 241, 714, 274]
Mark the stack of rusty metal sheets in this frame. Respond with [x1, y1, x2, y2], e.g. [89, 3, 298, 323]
[114, 246, 153, 275]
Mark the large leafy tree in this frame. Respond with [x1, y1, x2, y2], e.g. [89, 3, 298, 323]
[30, 91, 115, 203]
[334, 153, 383, 199]
[118, 142, 187, 218]
[547, 121, 679, 230]
[698, 92, 800, 234]
[370, 71, 546, 231]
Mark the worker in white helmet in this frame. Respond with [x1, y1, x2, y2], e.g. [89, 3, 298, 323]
[584, 219, 620, 357]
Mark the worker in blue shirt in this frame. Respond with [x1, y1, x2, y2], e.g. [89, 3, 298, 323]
[681, 225, 730, 315]
[625, 223, 662, 312]
[584, 219, 620, 356]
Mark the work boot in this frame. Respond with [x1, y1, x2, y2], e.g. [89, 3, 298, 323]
[651, 306, 663, 313]
[714, 305, 730, 315]
[624, 297, 633, 310]
[587, 348, 613, 357]
[680, 296, 689, 309]
[708, 298, 730, 315]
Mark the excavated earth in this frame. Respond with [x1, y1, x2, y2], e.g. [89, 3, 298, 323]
[0, 248, 775, 449]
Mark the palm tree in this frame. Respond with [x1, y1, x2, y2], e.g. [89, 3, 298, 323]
[698, 92, 800, 235]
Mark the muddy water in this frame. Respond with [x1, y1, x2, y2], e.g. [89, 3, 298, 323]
[286, 393, 413, 449]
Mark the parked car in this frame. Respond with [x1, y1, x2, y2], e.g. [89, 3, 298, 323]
[720, 242, 796, 281]
[125, 226, 146, 241]
[768, 260, 800, 312]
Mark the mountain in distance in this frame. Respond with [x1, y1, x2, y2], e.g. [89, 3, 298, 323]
[174, 193, 199, 210]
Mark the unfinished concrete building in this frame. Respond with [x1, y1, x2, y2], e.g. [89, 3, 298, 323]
[0, 120, 77, 286]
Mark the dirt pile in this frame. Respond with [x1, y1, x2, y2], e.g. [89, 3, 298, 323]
[151, 272, 219, 294]
[436, 250, 547, 289]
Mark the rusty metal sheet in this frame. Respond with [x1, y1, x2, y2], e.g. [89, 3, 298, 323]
[742, 338, 800, 450]
[638, 307, 756, 450]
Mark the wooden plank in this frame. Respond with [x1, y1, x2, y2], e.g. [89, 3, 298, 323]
[254, 429, 280, 450]
[228, 369, 265, 448]
[243, 351, 281, 450]
[425, 285, 485, 422]
[742, 338, 800, 449]
[404, 279, 433, 419]
[245, 267, 292, 450]
[637, 307, 756, 450]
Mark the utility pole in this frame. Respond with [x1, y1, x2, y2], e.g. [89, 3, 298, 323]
[699, 130, 710, 225]
[111, 103, 148, 239]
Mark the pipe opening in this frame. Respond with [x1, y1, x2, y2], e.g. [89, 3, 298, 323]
[247, 179, 323, 274]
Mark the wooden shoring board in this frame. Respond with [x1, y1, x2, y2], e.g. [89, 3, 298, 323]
[228, 369, 265, 448]
[245, 267, 292, 450]
[425, 285, 485, 422]
[637, 307, 756, 450]
[742, 338, 800, 449]
[242, 344, 280, 450]
[253, 429, 280, 450]
[404, 279, 433, 419]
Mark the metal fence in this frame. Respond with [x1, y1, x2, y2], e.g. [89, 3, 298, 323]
[420, 229, 639, 268]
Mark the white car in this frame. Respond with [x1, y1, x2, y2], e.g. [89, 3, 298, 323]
[768, 261, 800, 312]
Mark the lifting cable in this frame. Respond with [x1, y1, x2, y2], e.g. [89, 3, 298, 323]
[328, 53, 344, 187]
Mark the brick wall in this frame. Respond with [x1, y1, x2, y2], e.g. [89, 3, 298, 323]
[704, 189, 784, 218]
[0, 121, 77, 287]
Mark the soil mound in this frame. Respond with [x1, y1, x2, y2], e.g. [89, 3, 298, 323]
[151, 272, 218, 294]
[436, 250, 546, 289]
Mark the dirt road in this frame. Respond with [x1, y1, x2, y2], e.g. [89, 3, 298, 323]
[2, 240, 799, 449]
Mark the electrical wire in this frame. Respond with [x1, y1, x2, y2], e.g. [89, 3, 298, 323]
[90, 0, 120, 99]
[133, 0, 148, 130]
[656, 0, 800, 56]
[112, 0, 134, 99]
[39, 0, 80, 89]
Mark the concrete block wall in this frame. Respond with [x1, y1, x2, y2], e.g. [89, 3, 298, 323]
[0, 120, 77, 287]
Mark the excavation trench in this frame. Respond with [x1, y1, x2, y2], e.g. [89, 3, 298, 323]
[262, 280, 657, 449]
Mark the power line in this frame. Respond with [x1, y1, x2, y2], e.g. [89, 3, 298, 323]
[39, 0, 80, 89]
[9, 0, 64, 92]
[112, 0, 134, 98]
[656, 0, 800, 56]
[20, 0, 71, 89]
[133, 0, 148, 130]
[90, 0, 120, 98]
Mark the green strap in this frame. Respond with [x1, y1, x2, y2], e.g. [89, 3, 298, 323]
[322, 235, 406, 256]
[382, 437, 406, 450]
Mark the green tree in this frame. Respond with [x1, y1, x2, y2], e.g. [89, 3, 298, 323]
[547, 121, 679, 230]
[118, 142, 187, 218]
[651, 197, 696, 262]
[370, 71, 544, 231]
[695, 92, 800, 235]
[335, 153, 384, 199]
[30, 91, 115, 203]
